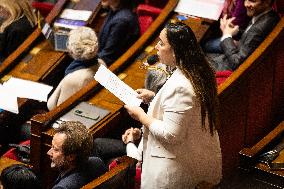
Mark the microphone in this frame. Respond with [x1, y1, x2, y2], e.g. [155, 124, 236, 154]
[146, 54, 159, 65]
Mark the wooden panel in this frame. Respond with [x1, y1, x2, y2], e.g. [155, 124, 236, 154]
[219, 82, 248, 177]
[245, 53, 274, 146]
[271, 31, 284, 126]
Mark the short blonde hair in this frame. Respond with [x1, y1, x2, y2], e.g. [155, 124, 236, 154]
[67, 27, 98, 60]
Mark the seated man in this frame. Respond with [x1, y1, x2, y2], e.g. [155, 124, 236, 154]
[47, 121, 107, 189]
[207, 0, 280, 71]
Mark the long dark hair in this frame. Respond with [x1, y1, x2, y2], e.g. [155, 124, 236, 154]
[165, 22, 219, 134]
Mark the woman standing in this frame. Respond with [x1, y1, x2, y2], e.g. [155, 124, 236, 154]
[123, 22, 222, 188]
[0, 0, 36, 62]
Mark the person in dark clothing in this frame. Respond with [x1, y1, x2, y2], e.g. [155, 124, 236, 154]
[206, 0, 280, 71]
[47, 121, 107, 189]
[0, 0, 36, 62]
[98, 0, 140, 66]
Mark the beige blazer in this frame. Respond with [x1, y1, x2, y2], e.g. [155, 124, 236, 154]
[128, 68, 222, 189]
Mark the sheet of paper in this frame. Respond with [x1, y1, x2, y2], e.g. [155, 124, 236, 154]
[59, 9, 92, 21]
[94, 65, 142, 107]
[0, 84, 18, 114]
[3, 77, 53, 102]
[175, 0, 225, 20]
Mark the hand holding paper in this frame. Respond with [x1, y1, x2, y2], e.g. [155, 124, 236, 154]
[94, 65, 142, 107]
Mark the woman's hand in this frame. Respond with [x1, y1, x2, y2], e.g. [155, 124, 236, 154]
[136, 88, 155, 104]
[124, 105, 154, 128]
[122, 127, 141, 144]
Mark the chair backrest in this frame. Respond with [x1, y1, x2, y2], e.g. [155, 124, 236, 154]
[32, 2, 55, 17]
[85, 157, 108, 180]
[137, 4, 162, 34]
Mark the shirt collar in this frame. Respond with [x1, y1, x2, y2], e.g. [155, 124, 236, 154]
[252, 8, 272, 24]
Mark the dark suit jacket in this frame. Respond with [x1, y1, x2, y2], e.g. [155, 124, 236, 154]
[98, 8, 140, 66]
[208, 10, 280, 71]
[0, 16, 34, 62]
[52, 157, 107, 189]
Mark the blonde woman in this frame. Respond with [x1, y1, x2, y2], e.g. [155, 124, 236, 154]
[47, 26, 103, 110]
[0, 0, 36, 61]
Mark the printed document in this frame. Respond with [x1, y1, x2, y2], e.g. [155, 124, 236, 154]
[0, 84, 18, 114]
[3, 77, 53, 102]
[0, 77, 53, 113]
[59, 9, 92, 21]
[175, 0, 225, 20]
[94, 65, 142, 107]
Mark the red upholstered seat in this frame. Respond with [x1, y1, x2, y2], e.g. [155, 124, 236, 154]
[109, 158, 141, 189]
[32, 2, 54, 17]
[137, 4, 162, 35]
[215, 70, 233, 85]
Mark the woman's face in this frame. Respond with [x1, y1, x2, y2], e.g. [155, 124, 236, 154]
[155, 28, 176, 66]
